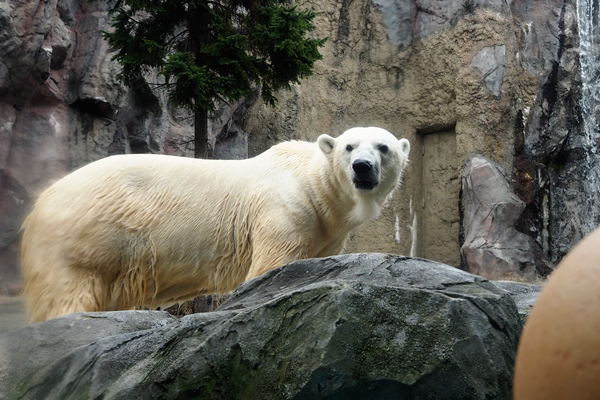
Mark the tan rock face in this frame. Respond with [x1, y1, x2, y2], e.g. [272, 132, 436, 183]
[244, 2, 534, 270]
[0, 0, 581, 291]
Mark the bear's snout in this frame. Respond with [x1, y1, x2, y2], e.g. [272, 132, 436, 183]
[352, 159, 372, 175]
[352, 159, 379, 191]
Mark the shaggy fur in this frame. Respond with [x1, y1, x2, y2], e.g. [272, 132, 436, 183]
[21, 127, 410, 322]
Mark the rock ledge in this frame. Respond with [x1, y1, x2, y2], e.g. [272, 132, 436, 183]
[0, 254, 527, 400]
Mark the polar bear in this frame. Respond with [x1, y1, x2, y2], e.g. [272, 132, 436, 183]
[20, 127, 410, 322]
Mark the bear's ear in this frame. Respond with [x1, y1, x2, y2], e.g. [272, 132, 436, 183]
[317, 134, 336, 156]
[399, 138, 410, 156]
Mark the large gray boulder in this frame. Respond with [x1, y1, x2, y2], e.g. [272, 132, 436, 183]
[0, 254, 524, 400]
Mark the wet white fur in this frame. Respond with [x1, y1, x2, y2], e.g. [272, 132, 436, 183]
[21, 127, 410, 322]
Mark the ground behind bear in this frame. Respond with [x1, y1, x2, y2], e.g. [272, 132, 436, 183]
[0, 295, 27, 334]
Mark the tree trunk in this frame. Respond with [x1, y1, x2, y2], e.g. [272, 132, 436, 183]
[194, 108, 209, 159]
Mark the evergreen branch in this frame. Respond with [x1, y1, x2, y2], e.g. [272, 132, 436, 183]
[165, 30, 190, 47]
[101, 0, 326, 158]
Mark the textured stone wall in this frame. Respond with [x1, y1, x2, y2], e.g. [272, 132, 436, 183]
[244, 0, 580, 279]
[0, 0, 250, 294]
[0, 0, 591, 292]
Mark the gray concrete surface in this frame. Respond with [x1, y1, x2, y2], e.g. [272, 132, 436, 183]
[0, 296, 28, 335]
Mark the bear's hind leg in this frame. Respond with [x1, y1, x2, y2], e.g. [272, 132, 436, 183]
[25, 268, 107, 323]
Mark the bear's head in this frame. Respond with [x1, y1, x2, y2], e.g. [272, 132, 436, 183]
[317, 127, 410, 202]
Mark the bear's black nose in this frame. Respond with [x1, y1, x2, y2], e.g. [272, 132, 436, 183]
[352, 159, 372, 175]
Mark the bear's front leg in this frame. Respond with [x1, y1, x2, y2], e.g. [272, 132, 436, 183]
[245, 242, 310, 281]
[243, 220, 313, 281]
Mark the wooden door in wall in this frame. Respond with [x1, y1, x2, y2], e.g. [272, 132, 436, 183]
[420, 129, 461, 267]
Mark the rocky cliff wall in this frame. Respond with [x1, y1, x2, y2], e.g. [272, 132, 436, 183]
[0, 0, 254, 294]
[244, 0, 586, 277]
[0, 0, 594, 293]
[0, 0, 187, 294]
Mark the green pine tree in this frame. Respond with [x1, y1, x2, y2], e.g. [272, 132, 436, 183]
[101, 0, 326, 158]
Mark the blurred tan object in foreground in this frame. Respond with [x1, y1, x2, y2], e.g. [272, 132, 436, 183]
[514, 226, 600, 399]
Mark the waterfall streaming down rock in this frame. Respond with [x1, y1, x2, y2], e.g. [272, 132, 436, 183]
[576, 0, 600, 232]
[577, 0, 600, 152]
[545, 0, 600, 263]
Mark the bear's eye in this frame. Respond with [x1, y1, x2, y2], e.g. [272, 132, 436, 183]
[378, 144, 389, 154]
[346, 145, 354, 152]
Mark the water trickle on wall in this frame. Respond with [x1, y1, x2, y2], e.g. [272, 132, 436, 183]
[541, 0, 600, 264]
[577, 0, 600, 152]
[572, 0, 600, 237]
